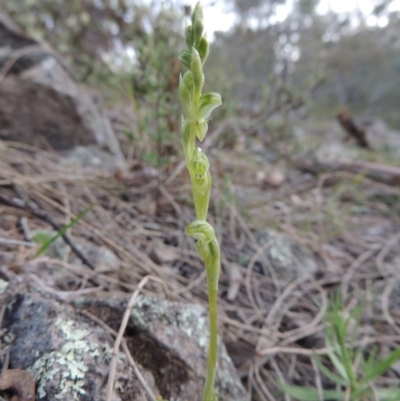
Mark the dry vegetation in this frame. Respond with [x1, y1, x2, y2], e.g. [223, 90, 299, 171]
[1, 118, 400, 400]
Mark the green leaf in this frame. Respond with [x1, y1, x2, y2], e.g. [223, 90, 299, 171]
[279, 384, 345, 401]
[375, 387, 400, 401]
[34, 205, 93, 257]
[313, 352, 347, 386]
[197, 92, 222, 120]
[325, 341, 349, 382]
[360, 347, 400, 383]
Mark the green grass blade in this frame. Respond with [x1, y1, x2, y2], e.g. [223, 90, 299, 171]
[375, 387, 400, 401]
[34, 205, 93, 257]
[313, 352, 348, 386]
[280, 384, 345, 401]
[361, 347, 400, 383]
[325, 339, 349, 381]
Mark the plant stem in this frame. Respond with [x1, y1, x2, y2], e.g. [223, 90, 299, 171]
[203, 288, 218, 401]
[179, 3, 223, 399]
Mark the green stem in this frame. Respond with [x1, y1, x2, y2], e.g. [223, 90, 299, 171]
[203, 288, 218, 401]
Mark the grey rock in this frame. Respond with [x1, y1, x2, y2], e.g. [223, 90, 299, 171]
[3, 291, 151, 401]
[62, 145, 125, 172]
[0, 13, 125, 168]
[2, 283, 247, 401]
[252, 229, 317, 280]
[79, 295, 249, 401]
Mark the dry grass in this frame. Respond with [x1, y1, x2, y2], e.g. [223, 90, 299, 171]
[1, 136, 400, 401]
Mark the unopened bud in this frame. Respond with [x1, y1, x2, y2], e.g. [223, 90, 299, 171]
[191, 48, 204, 92]
[198, 37, 209, 64]
[185, 26, 194, 50]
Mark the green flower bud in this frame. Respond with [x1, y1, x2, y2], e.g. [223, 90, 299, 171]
[179, 75, 193, 119]
[185, 220, 219, 267]
[181, 116, 193, 162]
[190, 148, 211, 220]
[185, 26, 194, 50]
[196, 120, 208, 141]
[183, 70, 193, 90]
[191, 2, 202, 26]
[191, 147, 210, 192]
[198, 37, 209, 64]
[179, 50, 192, 69]
[197, 92, 222, 120]
[193, 16, 204, 48]
[191, 48, 204, 92]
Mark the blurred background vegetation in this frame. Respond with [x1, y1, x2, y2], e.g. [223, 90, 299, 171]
[3, 0, 400, 129]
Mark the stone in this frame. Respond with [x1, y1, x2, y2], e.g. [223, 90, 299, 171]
[3, 291, 150, 401]
[2, 280, 248, 401]
[0, 12, 124, 168]
[149, 243, 180, 265]
[79, 295, 249, 401]
[250, 229, 317, 280]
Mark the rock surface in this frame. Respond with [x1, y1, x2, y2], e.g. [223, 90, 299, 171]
[78, 295, 249, 401]
[250, 229, 317, 280]
[1, 279, 248, 401]
[0, 12, 124, 167]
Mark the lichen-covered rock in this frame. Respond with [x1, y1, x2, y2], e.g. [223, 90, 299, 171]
[3, 291, 152, 401]
[78, 295, 249, 401]
[2, 284, 247, 401]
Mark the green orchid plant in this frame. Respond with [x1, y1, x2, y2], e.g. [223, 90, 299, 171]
[178, 3, 222, 401]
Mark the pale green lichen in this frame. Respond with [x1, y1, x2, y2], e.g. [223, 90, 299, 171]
[29, 318, 101, 400]
[131, 295, 209, 350]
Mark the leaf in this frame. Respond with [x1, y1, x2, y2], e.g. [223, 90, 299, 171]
[279, 384, 345, 401]
[325, 340, 349, 382]
[34, 205, 93, 257]
[313, 352, 347, 386]
[375, 387, 400, 401]
[197, 92, 222, 120]
[360, 347, 400, 383]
